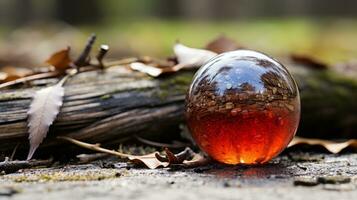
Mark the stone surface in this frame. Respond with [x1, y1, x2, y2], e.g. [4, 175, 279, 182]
[0, 153, 356, 200]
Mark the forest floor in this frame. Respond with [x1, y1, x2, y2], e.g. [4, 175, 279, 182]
[0, 152, 356, 200]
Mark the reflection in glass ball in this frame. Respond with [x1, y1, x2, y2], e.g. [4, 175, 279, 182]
[185, 50, 300, 164]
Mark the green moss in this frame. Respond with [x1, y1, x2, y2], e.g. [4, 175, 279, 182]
[100, 94, 112, 100]
[156, 90, 169, 99]
[159, 72, 193, 90]
[155, 72, 193, 100]
[12, 170, 121, 182]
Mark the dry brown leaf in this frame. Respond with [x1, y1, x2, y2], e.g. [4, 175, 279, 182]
[59, 136, 170, 169]
[0, 72, 20, 83]
[130, 62, 180, 77]
[0, 72, 7, 82]
[130, 62, 164, 77]
[128, 153, 169, 169]
[131, 148, 209, 168]
[59, 136, 208, 169]
[27, 76, 69, 160]
[183, 153, 211, 168]
[288, 137, 357, 154]
[205, 35, 242, 53]
[290, 54, 328, 69]
[174, 43, 217, 70]
[45, 47, 72, 72]
[0, 66, 34, 83]
[130, 43, 218, 77]
[334, 60, 357, 79]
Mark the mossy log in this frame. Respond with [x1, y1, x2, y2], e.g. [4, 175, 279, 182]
[0, 61, 356, 154]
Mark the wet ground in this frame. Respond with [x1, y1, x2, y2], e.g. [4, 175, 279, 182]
[0, 153, 356, 200]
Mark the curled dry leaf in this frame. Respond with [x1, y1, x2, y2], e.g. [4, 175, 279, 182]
[334, 60, 357, 79]
[290, 54, 328, 70]
[174, 43, 217, 70]
[130, 62, 164, 77]
[59, 136, 208, 169]
[183, 153, 211, 168]
[58, 136, 169, 169]
[129, 148, 208, 169]
[27, 76, 69, 160]
[288, 137, 357, 154]
[128, 152, 169, 169]
[45, 47, 72, 72]
[205, 35, 242, 53]
[0, 66, 34, 83]
[130, 61, 180, 77]
[130, 44, 217, 77]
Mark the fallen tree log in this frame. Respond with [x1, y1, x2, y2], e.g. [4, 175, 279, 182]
[0, 60, 356, 155]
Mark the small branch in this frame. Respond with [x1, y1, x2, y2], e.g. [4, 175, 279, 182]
[0, 158, 53, 174]
[104, 57, 139, 67]
[0, 55, 165, 89]
[76, 153, 110, 164]
[9, 143, 20, 161]
[0, 71, 60, 89]
[58, 136, 133, 158]
[74, 34, 97, 69]
[96, 44, 109, 70]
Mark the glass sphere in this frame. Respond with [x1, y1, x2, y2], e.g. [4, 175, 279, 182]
[185, 50, 300, 165]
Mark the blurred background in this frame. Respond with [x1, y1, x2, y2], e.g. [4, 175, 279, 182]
[0, 0, 357, 67]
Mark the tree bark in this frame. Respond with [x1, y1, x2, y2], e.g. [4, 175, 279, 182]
[0, 61, 356, 154]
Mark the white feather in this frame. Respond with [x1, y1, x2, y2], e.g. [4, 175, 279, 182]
[27, 80, 65, 160]
[174, 43, 217, 69]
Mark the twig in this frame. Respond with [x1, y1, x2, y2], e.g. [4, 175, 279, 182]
[58, 136, 133, 158]
[0, 158, 53, 174]
[103, 57, 139, 67]
[0, 71, 60, 89]
[0, 55, 165, 89]
[96, 44, 109, 70]
[9, 143, 20, 161]
[76, 153, 110, 164]
[74, 34, 97, 69]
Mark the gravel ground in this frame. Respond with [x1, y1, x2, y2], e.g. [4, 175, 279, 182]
[0, 153, 356, 200]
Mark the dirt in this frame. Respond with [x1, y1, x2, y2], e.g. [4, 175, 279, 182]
[0, 152, 356, 200]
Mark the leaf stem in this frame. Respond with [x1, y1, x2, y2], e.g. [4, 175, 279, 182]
[0, 71, 60, 89]
[57, 136, 134, 158]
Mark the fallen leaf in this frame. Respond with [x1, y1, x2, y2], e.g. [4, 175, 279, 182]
[128, 148, 209, 169]
[59, 136, 208, 169]
[130, 43, 220, 77]
[183, 153, 211, 168]
[0, 66, 34, 83]
[45, 47, 72, 72]
[290, 54, 328, 69]
[174, 43, 217, 69]
[128, 153, 169, 169]
[58, 136, 169, 169]
[288, 137, 357, 154]
[27, 76, 69, 160]
[130, 62, 164, 77]
[205, 35, 242, 53]
[334, 60, 357, 79]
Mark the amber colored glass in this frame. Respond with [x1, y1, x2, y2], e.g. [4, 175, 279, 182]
[185, 50, 300, 164]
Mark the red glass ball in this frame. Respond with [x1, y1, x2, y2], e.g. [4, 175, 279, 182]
[185, 50, 300, 164]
